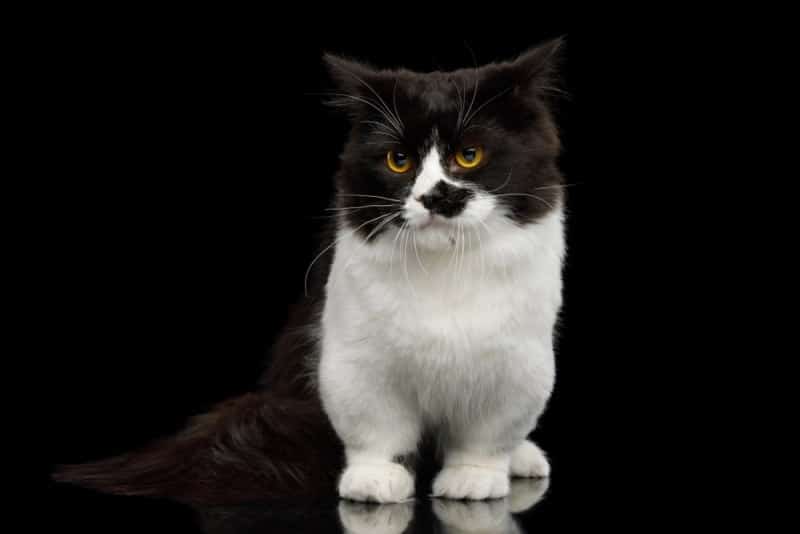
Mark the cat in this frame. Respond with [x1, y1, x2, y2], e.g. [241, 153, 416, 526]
[54, 37, 566, 504]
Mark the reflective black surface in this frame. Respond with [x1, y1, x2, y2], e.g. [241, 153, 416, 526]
[52, 479, 561, 533]
[29, 13, 718, 532]
[48, 456, 672, 532]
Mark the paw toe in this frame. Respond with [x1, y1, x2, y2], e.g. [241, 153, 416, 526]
[433, 465, 509, 500]
[510, 440, 550, 478]
[338, 463, 414, 503]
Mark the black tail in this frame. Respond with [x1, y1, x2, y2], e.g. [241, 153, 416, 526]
[52, 391, 343, 505]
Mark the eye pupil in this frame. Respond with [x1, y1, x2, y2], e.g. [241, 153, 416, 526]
[455, 146, 483, 169]
[387, 150, 412, 173]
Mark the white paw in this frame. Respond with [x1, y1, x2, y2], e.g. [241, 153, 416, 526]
[510, 440, 550, 478]
[338, 462, 415, 503]
[433, 465, 510, 500]
[338, 501, 414, 534]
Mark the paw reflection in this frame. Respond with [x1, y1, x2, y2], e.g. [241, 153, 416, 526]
[432, 478, 549, 533]
[338, 501, 414, 534]
[202, 476, 549, 534]
[433, 498, 511, 532]
[508, 478, 549, 513]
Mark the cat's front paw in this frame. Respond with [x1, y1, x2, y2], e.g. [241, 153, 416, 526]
[510, 440, 550, 478]
[338, 462, 415, 503]
[432, 465, 510, 500]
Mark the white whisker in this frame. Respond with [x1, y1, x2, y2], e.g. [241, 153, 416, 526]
[487, 168, 514, 194]
[360, 120, 400, 139]
[303, 211, 397, 296]
[337, 193, 402, 203]
[364, 212, 402, 242]
[473, 223, 487, 288]
[533, 183, 580, 191]
[390, 221, 408, 278]
[402, 224, 416, 299]
[464, 86, 513, 127]
[446, 226, 459, 292]
[327, 92, 403, 136]
[326, 204, 398, 212]
[332, 212, 402, 293]
[457, 222, 466, 281]
[478, 219, 510, 284]
[412, 229, 429, 276]
[495, 193, 554, 210]
[391, 78, 404, 132]
[332, 66, 404, 134]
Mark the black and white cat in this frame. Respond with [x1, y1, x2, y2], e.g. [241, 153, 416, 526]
[54, 39, 567, 505]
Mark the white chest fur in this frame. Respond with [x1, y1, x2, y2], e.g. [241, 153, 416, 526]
[320, 209, 565, 425]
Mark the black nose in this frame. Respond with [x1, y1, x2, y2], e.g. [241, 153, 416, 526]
[418, 181, 473, 218]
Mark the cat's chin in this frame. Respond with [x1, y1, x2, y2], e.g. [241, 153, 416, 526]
[413, 229, 455, 251]
[408, 222, 480, 252]
[413, 217, 451, 234]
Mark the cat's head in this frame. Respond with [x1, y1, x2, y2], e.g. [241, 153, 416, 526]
[325, 38, 564, 251]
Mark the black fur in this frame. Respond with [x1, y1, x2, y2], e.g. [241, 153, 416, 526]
[419, 180, 474, 217]
[326, 36, 564, 240]
[52, 38, 565, 505]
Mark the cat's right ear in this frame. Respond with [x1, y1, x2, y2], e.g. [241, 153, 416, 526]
[322, 53, 383, 114]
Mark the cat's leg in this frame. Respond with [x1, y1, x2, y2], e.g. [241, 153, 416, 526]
[510, 439, 550, 478]
[433, 345, 553, 500]
[434, 435, 549, 500]
[338, 420, 419, 504]
[320, 351, 420, 503]
[432, 409, 532, 500]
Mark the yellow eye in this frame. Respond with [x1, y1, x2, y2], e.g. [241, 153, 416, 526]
[386, 150, 412, 173]
[455, 146, 484, 169]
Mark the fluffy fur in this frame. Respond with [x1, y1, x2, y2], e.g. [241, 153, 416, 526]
[53, 38, 566, 505]
[320, 37, 565, 502]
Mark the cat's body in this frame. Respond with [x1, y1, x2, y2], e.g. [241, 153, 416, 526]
[321, 204, 563, 501]
[54, 39, 567, 505]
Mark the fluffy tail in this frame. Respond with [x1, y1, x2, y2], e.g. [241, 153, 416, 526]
[52, 391, 342, 505]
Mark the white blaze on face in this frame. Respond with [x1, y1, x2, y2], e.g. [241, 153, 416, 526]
[403, 146, 495, 231]
[403, 147, 455, 227]
[412, 147, 458, 198]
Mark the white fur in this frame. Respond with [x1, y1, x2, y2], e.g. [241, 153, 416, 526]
[338, 461, 414, 503]
[510, 439, 550, 478]
[320, 150, 564, 502]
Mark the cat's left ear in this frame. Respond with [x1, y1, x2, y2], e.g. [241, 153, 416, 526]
[504, 36, 565, 97]
[322, 53, 384, 113]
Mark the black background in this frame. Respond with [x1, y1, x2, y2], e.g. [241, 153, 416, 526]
[21, 12, 721, 532]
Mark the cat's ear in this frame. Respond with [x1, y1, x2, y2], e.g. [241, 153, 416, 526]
[504, 36, 565, 97]
[322, 53, 384, 113]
